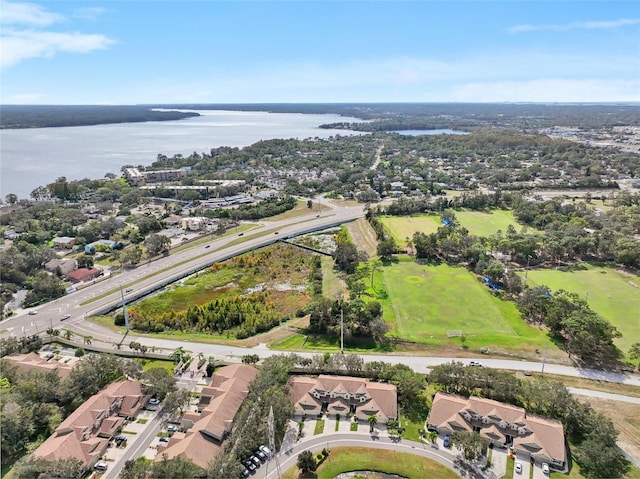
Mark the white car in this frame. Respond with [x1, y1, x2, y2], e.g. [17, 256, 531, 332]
[469, 361, 482, 367]
[148, 398, 160, 406]
[515, 461, 522, 474]
[542, 463, 550, 475]
[28, 310, 38, 315]
[94, 461, 108, 471]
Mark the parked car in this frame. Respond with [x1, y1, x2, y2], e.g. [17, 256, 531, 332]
[94, 461, 108, 471]
[60, 314, 71, 320]
[167, 424, 178, 432]
[28, 310, 38, 315]
[259, 445, 272, 457]
[515, 461, 522, 474]
[250, 456, 261, 467]
[443, 434, 450, 448]
[542, 463, 550, 475]
[255, 450, 267, 462]
[242, 460, 256, 472]
[242, 469, 250, 477]
[159, 437, 170, 443]
[149, 398, 160, 406]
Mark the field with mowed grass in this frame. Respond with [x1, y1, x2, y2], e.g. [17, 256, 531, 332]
[282, 447, 458, 479]
[521, 264, 640, 353]
[454, 209, 534, 237]
[372, 257, 554, 356]
[380, 209, 533, 247]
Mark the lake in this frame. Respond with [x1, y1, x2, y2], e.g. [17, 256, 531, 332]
[394, 129, 469, 136]
[0, 110, 362, 199]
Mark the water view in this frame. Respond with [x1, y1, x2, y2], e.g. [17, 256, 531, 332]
[394, 129, 469, 136]
[0, 110, 362, 199]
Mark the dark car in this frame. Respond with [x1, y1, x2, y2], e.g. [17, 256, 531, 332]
[205, 244, 211, 248]
[443, 434, 450, 448]
[242, 460, 256, 472]
[238, 233, 244, 236]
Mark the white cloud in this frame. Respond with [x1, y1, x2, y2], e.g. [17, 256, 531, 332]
[3, 92, 42, 103]
[0, 0, 62, 25]
[0, 1, 114, 68]
[1, 29, 114, 67]
[451, 79, 640, 103]
[508, 18, 640, 33]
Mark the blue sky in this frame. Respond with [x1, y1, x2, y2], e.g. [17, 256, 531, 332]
[1, 0, 639, 104]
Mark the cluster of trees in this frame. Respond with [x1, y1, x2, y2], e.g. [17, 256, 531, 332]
[205, 195, 297, 220]
[128, 294, 283, 339]
[518, 288, 621, 363]
[306, 297, 389, 346]
[428, 362, 629, 478]
[2, 352, 186, 477]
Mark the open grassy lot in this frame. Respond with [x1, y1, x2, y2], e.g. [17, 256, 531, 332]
[521, 264, 640, 353]
[380, 215, 441, 247]
[454, 209, 530, 237]
[380, 210, 532, 247]
[373, 257, 555, 357]
[281, 447, 458, 479]
[344, 217, 378, 258]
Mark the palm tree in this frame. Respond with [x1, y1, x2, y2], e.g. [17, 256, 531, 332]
[170, 346, 185, 364]
[63, 330, 73, 340]
[368, 414, 378, 433]
[84, 336, 93, 345]
[427, 430, 438, 444]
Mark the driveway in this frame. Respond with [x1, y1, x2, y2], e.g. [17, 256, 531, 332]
[253, 419, 461, 479]
[514, 454, 531, 479]
[489, 447, 508, 478]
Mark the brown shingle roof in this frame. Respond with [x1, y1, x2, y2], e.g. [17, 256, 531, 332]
[288, 375, 398, 423]
[2, 352, 74, 379]
[156, 364, 258, 469]
[428, 392, 566, 465]
[33, 380, 147, 469]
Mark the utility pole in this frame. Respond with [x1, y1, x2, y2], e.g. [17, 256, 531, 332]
[541, 342, 548, 377]
[340, 308, 344, 354]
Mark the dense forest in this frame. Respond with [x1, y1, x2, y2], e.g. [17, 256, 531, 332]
[0, 105, 198, 129]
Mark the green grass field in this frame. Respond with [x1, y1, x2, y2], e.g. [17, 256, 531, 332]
[282, 447, 458, 479]
[454, 209, 531, 237]
[373, 257, 553, 355]
[380, 215, 441, 246]
[522, 264, 640, 354]
[380, 210, 531, 247]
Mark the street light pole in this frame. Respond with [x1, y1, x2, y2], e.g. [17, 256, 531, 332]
[541, 342, 548, 377]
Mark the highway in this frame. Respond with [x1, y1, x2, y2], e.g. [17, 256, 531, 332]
[2, 200, 640, 390]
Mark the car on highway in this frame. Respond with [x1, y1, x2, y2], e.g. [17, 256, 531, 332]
[316, 214, 320, 217]
[274, 231, 279, 235]
[60, 314, 71, 320]
[469, 361, 482, 367]
[238, 232, 244, 236]
[443, 434, 450, 448]
[515, 461, 522, 474]
[205, 244, 211, 248]
[542, 463, 550, 475]
[125, 288, 133, 293]
[28, 310, 38, 315]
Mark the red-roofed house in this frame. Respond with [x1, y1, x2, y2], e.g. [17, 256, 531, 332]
[65, 268, 101, 283]
[33, 380, 149, 470]
[287, 375, 398, 423]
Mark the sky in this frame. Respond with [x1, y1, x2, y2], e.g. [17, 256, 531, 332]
[1, 0, 639, 104]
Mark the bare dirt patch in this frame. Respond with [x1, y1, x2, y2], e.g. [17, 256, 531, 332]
[583, 397, 640, 461]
